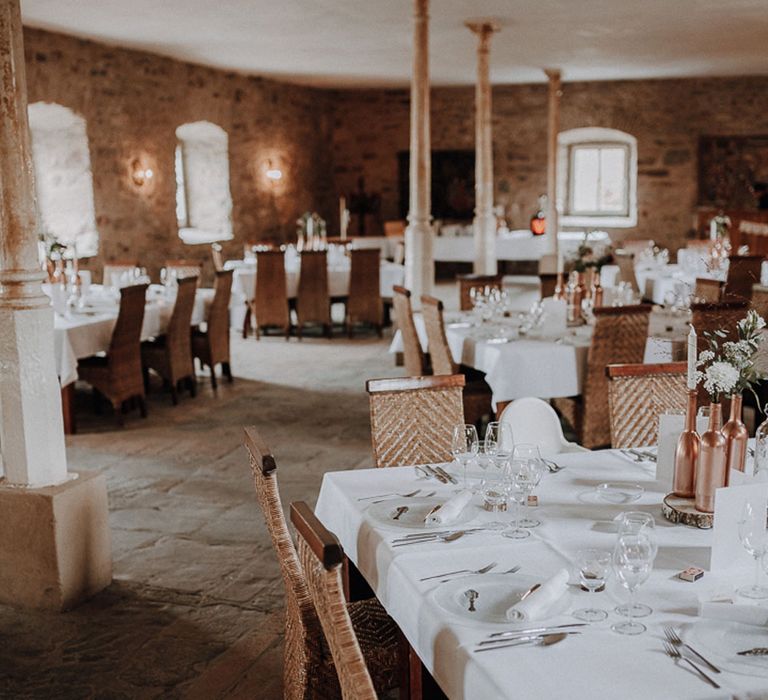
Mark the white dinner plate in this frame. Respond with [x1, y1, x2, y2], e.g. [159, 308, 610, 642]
[367, 497, 475, 531]
[683, 620, 768, 678]
[431, 573, 572, 627]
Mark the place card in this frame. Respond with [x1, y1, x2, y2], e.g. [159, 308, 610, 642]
[710, 482, 768, 572]
[655, 413, 708, 490]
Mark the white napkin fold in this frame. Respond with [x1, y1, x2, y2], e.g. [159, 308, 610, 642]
[699, 593, 768, 627]
[506, 568, 569, 622]
[425, 490, 473, 525]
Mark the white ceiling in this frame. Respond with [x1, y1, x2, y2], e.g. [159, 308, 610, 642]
[21, 0, 768, 87]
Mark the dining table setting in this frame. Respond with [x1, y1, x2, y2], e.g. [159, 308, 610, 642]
[315, 440, 768, 700]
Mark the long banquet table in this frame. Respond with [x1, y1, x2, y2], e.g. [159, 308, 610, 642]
[315, 451, 768, 700]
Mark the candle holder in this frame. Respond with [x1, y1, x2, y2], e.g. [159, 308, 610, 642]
[673, 390, 699, 498]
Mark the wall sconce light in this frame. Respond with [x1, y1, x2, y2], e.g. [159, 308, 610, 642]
[265, 159, 283, 182]
[131, 159, 154, 187]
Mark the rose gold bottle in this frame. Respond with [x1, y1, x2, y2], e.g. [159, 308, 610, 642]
[673, 390, 699, 498]
[695, 402, 727, 513]
[554, 273, 566, 300]
[722, 394, 748, 485]
[592, 277, 604, 308]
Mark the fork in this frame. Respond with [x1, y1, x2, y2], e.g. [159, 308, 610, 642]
[371, 490, 435, 504]
[419, 561, 497, 581]
[357, 489, 421, 502]
[500, 565, 521, 575]
[663, 642, 720, 688]
[663, 626, 720, 673]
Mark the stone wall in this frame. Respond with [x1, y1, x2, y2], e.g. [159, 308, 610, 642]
[327, 77, 768, 249]
[23, 27, 336, 280]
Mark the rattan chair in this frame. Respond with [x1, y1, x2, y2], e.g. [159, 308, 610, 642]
[392, 286, 428, 376]
[614, 250, 640, 294]
[141, 275, 197, 404]
[606, 362, 688, 449]
[724, 254, 763, 303]
[297, 251, 331, 339]
[539, 273, 558, 299]
[102, 260, 138, 288]
[690, 300, 749, 348]
[291, 502, 379, 700]
[346, 249, 382, 338]
[366, 374, 466, 467]
[211, 243, 224, 272]
[421, 295, 493, 426]
[457, 273, 503, 311]
[751, 285, 768, 319]
[244, 428, 400, 699]
[694, 277, 723, 303]
[165, 259, 203, 280]
[192, 270, 233, 389]
[553, 304, 651, 449]
[79, 283, 148, 424]
[248, 250, 291, 339]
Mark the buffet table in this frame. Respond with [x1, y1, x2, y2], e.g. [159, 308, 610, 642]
[315, 451, 768, 700]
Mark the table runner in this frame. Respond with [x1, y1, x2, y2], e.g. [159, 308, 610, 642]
[315, 452, 768, 700]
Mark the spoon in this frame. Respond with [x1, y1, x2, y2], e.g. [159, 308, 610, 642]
[392, 530, 467, 547]
[474, 633, 570, 652]
[465, 589, 479, 612]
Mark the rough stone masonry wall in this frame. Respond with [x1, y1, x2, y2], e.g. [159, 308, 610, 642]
[23, 28, 336, 281]
[328, 77, 768, 250]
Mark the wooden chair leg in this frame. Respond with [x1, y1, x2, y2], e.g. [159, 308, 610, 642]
[189, 377, 197, 397]
[138, 396, 148, 418]
[222, 361, 233, 382]
[170, 384, 179, 405]
[61, 384, 76, 435]
[115, 402, 125, 427]
[210, 366, 218, 390]
[242, 303, 251, 339]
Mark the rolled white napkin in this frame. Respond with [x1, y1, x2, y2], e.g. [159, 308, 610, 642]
[506, 569, 569, 622]
[425, 490, 473, 525]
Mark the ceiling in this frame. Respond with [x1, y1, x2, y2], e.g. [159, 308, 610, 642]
[21, 0, 768, 88]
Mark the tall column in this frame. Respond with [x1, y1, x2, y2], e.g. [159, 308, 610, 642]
[545, 69, 562, 266]
[467, 21, 499, 276]
[0, 0, 67, 486]
[404, 0, 434, 304]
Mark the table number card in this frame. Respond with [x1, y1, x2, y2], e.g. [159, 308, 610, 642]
[710, 482, 768, 571]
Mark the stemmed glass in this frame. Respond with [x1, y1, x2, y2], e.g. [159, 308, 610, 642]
[513, 443, 546, 528]
[451, 423, 479, 492]
[612, 534, 654, 635]
[573, 549, 612, 622]
[737, 500, 768, 599]
[503, 450, 536, 540]
[614, 511, 657, 618]
[480, 422, 514, 514]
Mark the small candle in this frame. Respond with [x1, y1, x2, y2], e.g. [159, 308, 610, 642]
[710, 219, 717, 241]
[687, 324, 697, 390]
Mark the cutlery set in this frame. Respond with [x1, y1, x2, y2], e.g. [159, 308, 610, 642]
[414, 464, 458, 484]
[662, 627, 721, 689]
[390, 524, 505, 547]
[474, 623, 587, 652]
[419, 563, 521, 582]
[620, 448, 657, 463]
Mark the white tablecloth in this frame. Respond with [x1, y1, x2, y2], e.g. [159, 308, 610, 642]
[224, 259, 404, 301]
[434, 231, 610, 263]
[601, 264, 727, 305]
[315, 452, 768, 700]
[52, 285, 212, 387]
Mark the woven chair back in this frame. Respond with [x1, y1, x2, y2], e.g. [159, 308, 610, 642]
[421, 295, 457, 375]
[694, 277, 723, 303]
[348, 249, 382, 327]
[581, 305, 651, 448]
[724, 255, 763, 302]
[165, 276, 197, 379]
[297, 251, 331, 326]
[457, 274, 503, 311]
[614, 250, 639, 293]
[606, 362, 687, 448]
[255, 250, 290, 329]
[103, 261, 138, 288]
[291, 502, 377, 700]
[366, 375, 465, 467]
[751, 287, 768, 320]
[206, 270, 232, 367]
[244, 429, 326, 700]
[392, 286, 426, 376]
[108, 284, 148, 398]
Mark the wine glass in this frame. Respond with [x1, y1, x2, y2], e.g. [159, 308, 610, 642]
[484, 421, 514, 464]
[614, 511, 657, 618]
[451, 423, 479, 492]
[737, 499, 768, 599]
[612, 534, 653, 635]
[503, 457, 535, 540]
[513, 443, 546, 528]
[573, 549, 612, 622]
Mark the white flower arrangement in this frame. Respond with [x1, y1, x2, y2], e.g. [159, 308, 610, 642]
[695, 309, 767, 402]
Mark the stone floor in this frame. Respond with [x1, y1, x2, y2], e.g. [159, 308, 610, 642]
[0, 328, 401, 700]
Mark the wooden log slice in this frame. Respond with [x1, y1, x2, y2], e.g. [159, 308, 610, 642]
[662, 493, 714, 529]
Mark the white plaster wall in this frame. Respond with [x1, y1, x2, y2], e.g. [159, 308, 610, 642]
[176, 121, 233, 241]
[28, 102, 99, 257]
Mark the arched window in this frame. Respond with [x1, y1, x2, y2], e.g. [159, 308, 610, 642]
[28, 102, 99, 257]
[558, 127, 638, 228]
[175, 121, 233, 244]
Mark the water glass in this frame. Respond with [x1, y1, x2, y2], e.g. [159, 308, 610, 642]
[737, 499, 768, 599]
[513, 444, 546, 528]
[614, 512, 656, 617]
[573, 549, 611, 622]
[451, 423, 479, 492]
[503, 458, 535, 540]
[612, 534, 653, 635]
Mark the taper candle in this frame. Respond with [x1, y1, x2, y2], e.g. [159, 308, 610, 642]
[687, 324, 697, 391]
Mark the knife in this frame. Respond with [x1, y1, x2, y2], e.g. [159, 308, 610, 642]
[487, 623, 588, 639]
[737, 647, 768, 656]
[435, 465, 458, 484]
[424, 465, 449, 483]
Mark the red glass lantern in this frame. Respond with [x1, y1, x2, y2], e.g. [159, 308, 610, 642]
[530, 194, 547, 236]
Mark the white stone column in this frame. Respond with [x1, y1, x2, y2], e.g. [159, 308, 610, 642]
[404, 0, 434, 304]
[467, 21, 499, 276]
[545, 69, 562, 266]
[0, 0, 67, 486]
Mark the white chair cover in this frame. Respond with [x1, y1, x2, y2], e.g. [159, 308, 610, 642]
[499, 397, 587, 457]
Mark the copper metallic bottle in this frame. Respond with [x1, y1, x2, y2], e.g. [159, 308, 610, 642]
[722, 394, 748, 485]
[695, 402, 727, 513]
[673, 390, 699, 498]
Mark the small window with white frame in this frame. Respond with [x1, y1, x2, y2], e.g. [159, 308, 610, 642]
[558, 128, 637, 228]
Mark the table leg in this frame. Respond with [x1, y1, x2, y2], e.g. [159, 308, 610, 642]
[61, 383, 76, 435]
[403, 642, 447, 700]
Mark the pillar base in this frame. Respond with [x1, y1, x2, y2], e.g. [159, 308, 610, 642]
[0, 470, 111, 610]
